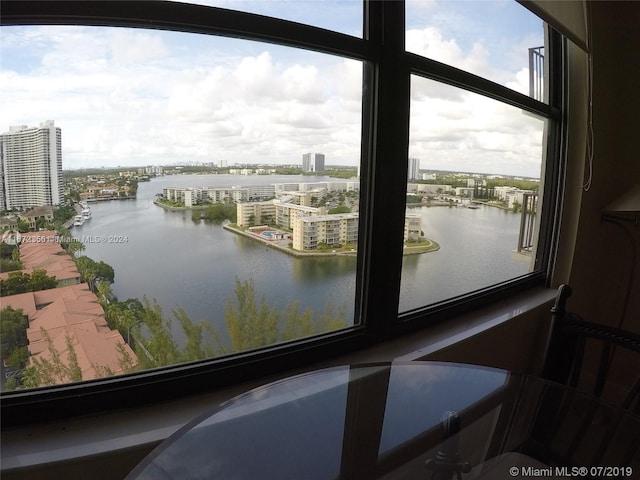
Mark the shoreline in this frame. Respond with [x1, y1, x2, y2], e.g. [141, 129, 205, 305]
[223, 224, 439, 258]
[153, 200, 210, 211]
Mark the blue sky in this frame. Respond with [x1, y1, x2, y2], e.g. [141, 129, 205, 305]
[0, 0, 545, 177]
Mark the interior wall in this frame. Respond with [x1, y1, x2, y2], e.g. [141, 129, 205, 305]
[567, 0, 640, 335]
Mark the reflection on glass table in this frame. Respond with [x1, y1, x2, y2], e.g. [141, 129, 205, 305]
[126, 362, 640, 480]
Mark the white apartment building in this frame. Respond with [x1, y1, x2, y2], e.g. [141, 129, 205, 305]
[163, 187, 197, 206]
[407, 183, 452, 195]
[493, 186, 536, 208]
[0, 120, 64, 210]
[275, 202, 326, 230]
[277, 189, 326, 207]
[454, 187, 475, 198]
[291, 212, 422, 251]
[162, 185, 276, 206]
[145, 165, 164, 175]
[236, 201, 277, 226]
[273, 181, 358, 194]
[292, 213, 359, 251]
[404, 213, 422, 242]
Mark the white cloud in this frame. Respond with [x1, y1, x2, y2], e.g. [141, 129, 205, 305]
[0, 26, 364, 169]
[409, 77, 544, 177]
[1, 12, 544, 176]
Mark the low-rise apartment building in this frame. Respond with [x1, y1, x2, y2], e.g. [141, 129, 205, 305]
[162, 185, 276, 206]
[236, 201, 277, 227]
[2, 283, 137, 383]
[292, 212, 422, 251]
[404, 213, 422, 242]
[292, 213, 359, 251]
[275, 202, 326, 230]
[0, 231, 81, 287]
[20, 206, 55, 230]
[493, 186, 537, 208]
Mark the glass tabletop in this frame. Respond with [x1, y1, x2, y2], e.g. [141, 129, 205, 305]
[127, 362, 640, 479]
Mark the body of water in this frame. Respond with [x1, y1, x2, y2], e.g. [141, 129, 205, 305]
[77, 174, 531, 337]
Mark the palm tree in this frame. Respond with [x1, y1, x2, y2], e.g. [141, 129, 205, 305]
[75, 256, 97, 292]
[96, 280, 114, 305]
[65, 239, 86, 258]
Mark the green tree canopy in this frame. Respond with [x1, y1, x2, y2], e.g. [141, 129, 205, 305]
[0, 306, 28, 361]
[0, 270, 58, 296]
[328, 205, 351, 214]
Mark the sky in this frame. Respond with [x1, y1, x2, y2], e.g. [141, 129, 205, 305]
[0, 0, 546, 177]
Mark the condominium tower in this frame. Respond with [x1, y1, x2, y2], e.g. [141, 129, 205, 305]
[302, 153, 325, 173]
[0, 120, 64, 210]
[408, 157, 420, 181]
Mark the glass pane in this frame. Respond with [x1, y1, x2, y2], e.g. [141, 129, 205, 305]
[175, 0, 363, 38]
[399, 75, 546, 313]
[406, 0, 547, 102]
[0, 25, 362, 390]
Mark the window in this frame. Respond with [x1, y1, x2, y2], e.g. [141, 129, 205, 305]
[406, 0, 548, 102]
[400, 77, 547, 313]
[0, 1, 564, 423]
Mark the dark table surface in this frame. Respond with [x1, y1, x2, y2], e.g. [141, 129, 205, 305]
[127, 362, 640, 480]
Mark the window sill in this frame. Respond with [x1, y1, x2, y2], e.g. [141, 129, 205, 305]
[0, 287, 556, 478]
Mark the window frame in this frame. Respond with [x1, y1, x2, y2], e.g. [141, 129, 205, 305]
[0, 0, 566, 426]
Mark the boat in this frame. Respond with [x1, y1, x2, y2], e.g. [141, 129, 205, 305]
[82, 207, 92, 220]
[73, 215, 85, 226]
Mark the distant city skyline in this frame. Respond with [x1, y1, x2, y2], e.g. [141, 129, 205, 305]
[1, 1, 545, 177]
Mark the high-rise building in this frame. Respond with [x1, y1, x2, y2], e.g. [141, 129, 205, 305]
[302, 153, 325, 173]
[1, 120, 64, 210]
[408, 157, 420, 181]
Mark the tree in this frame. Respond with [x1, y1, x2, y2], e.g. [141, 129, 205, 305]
[75, 256, 114, 291]
[0, 306, 28, 361]
[328, 205, 351, 214]
[224, 278, 278, 352]
[133, 298, 180, 368]
[0, 270, 58, 296]
[65, 191, 81, 203]
[0, 258, 23, 273]
[7, 347, 29, 370]
[29, 269, 59, 291]
[75, 256, 98, 291]
[0, 272, 30, 295]
[21, 329, 83, 388]
[512, 201, 522, 213]
[281, 302, 315, 340]
[173, 307, 223, 361]
[16, 218, 31, 233]
[0, 242, 18, 259]
[225, 278, 348, 351]
[96, 261, 115, 284]
[64, 238, 86, 258]
[96, 280, 114, 304]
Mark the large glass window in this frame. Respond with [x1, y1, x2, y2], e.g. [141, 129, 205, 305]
[0, 0, 563, 420]
[400, 76, 547, 313]
[0, 25, 363, 390]
[406, 0, 547, 102]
